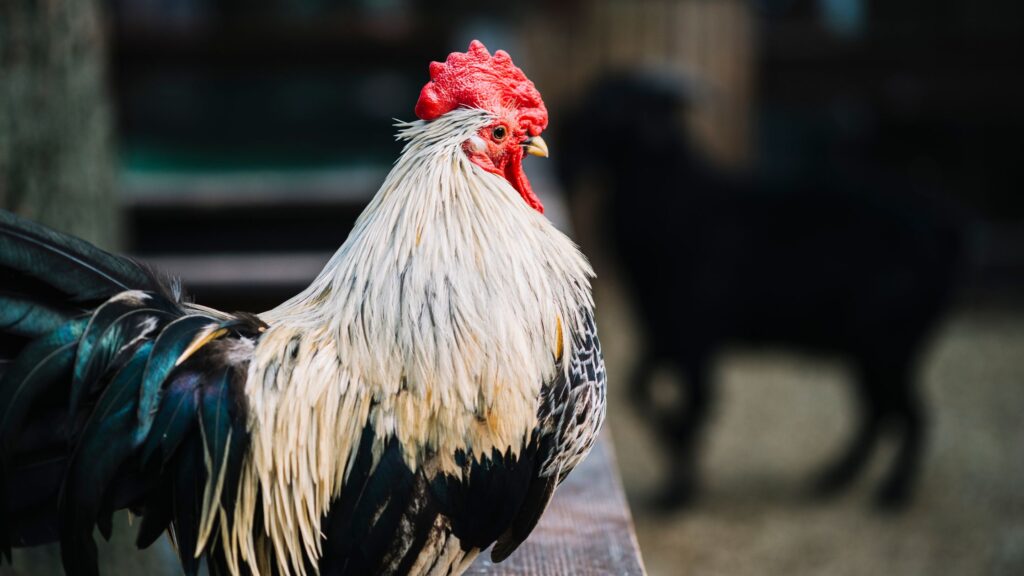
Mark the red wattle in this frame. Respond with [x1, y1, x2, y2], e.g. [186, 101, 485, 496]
[506, 160, 544, 214]
[467, 151, 544, 214]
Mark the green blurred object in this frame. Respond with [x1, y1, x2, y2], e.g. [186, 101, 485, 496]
[6, 514, 185, 576]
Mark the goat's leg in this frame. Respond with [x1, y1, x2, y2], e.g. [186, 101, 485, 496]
[875, 376, 925, 509]
[812, 368, 885, 497]
[628, 351, 658, 414]
[652, 355, 712, 509]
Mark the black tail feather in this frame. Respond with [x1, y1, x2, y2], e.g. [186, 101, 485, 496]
[0, 212, 261, 575]
[0, 210, 158, 304]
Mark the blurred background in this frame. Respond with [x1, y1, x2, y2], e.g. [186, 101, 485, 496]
[1, 0, 1023, 574]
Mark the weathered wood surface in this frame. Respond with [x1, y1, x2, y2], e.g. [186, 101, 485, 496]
[467, 434, 647, 576]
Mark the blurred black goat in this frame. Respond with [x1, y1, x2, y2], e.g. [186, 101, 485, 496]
[558, 74, 966, 509]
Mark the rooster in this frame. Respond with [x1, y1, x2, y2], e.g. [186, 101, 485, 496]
[0, 40, 605, 576]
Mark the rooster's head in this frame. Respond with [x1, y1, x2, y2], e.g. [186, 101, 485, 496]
[415, 40, 549, 213]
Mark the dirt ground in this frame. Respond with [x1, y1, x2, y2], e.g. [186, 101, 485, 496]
[597, 274, 1024, 576]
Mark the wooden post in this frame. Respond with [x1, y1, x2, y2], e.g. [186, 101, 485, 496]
[0, 2, 176, 574]
[0, 0, 121, 249]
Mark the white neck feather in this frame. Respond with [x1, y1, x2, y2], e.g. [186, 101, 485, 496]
[263, 107, 593, 409]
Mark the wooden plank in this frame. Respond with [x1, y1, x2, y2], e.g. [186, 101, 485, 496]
[466, 434, 647, 576]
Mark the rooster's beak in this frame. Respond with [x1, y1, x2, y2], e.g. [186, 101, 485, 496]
[524, 136, 549, 158]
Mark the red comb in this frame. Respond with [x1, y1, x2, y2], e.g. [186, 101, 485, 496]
[415, 40, 548, 136]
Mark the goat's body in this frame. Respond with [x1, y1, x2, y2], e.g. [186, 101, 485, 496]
[625, 180, 960, 507]
[560, 75, 965, 508]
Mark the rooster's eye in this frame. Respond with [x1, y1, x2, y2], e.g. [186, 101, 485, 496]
[492, 126, 507, 141]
